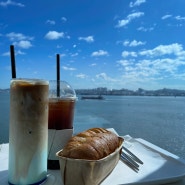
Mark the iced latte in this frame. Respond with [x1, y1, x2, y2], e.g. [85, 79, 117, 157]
[8, 79, 49, 185]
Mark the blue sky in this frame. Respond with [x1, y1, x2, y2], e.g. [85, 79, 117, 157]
[1, 0, 185, 90]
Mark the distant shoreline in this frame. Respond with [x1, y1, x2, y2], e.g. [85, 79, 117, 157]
[1, 87, 185, 96]
[75, 87, 185, 96]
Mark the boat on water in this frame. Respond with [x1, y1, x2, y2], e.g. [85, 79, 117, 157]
[81, 95, 105, 100]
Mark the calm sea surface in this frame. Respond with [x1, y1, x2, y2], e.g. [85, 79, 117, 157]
[1, 93, 185, 159]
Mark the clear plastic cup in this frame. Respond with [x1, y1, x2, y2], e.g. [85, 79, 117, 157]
[8, 78, 49, 185]
[47, 80, 76, 169]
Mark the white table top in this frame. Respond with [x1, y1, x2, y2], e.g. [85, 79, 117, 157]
[1, 135, 185, 185]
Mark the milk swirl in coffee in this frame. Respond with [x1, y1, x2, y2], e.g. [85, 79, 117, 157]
[8, 79, 49, 185]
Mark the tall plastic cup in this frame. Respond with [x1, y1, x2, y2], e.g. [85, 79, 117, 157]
[8, 79, 49, 185]
[47, 80, 76, 169]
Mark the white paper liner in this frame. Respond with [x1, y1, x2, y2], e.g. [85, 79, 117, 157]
[48, 129, 73, 160]
[56, 137, 123, 185]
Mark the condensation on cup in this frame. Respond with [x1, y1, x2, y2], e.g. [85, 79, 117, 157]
[47, 80, 76, 169]
[8, 78, 49, 185]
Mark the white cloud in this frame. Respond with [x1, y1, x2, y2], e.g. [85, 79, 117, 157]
[76, 73, 87, 79]
[0, 0, 25, 7]
[117, 43, 185, 87]
[45, 31, 64, 40]
[117, 60, 136, 73]
[62, 66, 76, 71]
[61, 17, 67, 22]
[122, 51, 137, 58]
[71, 52, 78, 57]
[96, 73, 108, 80]
[16, 50, 26, 55]
[129, 0, 146, 7]
[60, 53, 66, 57]
[6, 32, 33, 41]
[139, 43, 184, 57]
[128, 12, 144, 20]
[121, 43, 185, 59]
[116, 12, 144, 28]
[2, 49, 26, 56]
[46, 20, 55, 25]
[2, 52, 10, 56]
[78, 36, 94, 43]
[117, 57, 184, 86]
[175, 15, 185, 21]
[116, 19, 129, 27]
[161, 15, 185, 21]
[96, 73, 117, 82]
[90, 63, 97, 66]
[13, 40, 32, 49]
[91, 50, 109, 57]
[5, 32, 33, 50]
[161, 14, 172, 20]
[117, 60, 131, 67]
[137, 26, 154, 32]
[123, 40, 146, 47]
[56, 44, 62, 48]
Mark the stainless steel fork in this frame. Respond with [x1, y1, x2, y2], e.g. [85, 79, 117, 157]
[120, 146, 144, 172]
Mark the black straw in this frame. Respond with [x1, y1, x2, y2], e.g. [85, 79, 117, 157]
[56, 54, 60, 97]
[10, 45, 16, 78]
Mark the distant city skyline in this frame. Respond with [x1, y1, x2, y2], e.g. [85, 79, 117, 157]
[1, 0, 185, 90]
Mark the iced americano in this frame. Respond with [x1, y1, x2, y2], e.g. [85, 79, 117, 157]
[47, 80, 76, 169]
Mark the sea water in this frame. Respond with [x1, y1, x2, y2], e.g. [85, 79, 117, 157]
[1, 92, 185, 159]
[0, 92, 9, 144]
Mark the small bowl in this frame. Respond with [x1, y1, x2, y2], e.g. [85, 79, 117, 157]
[56, 137, 123, 185]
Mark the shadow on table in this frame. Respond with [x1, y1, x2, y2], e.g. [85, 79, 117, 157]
[134, 159, 185, 185]
[0, 170, 63, 185]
